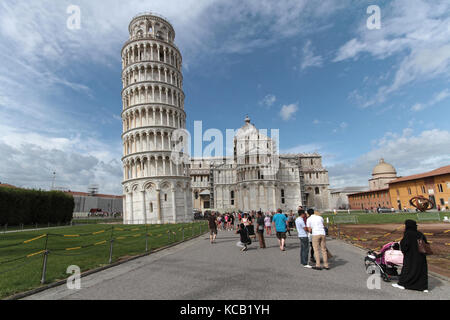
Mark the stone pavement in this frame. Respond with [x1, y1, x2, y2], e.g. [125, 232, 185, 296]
[24, 230, 450, 300]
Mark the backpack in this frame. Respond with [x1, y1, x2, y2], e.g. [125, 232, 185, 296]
[244, 227, 252, 245]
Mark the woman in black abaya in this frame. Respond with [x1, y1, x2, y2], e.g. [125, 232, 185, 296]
[392, 220, 428, 292]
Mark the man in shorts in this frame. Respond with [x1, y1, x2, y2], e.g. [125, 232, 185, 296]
[272, 208, 288, 251]
[208, 212, 217, 244]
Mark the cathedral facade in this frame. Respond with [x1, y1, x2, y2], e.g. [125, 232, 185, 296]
[190, 117, 330, 213]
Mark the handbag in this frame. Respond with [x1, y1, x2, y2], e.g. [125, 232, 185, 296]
[417, 238, 433, 255]
[384, 249, 404, 265]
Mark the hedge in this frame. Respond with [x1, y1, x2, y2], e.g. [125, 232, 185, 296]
[0, 187, 74, 226]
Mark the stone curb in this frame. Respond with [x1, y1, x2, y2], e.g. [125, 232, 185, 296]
[4, 231, 209, 300]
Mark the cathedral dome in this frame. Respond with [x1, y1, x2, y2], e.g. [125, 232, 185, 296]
[372, 158, 396, 176]
[235, 115, 258, 139]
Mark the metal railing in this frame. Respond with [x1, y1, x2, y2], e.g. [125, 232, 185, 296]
[0, 222, 208, 288]
[132, 12, 172, 24]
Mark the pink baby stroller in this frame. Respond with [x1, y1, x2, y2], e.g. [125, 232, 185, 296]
[364, 242, 404, 282]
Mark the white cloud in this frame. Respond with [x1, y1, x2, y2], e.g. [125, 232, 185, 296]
[334, 0, 450, 107]
[280, 103, 299, 121]
[259, 94, 277, 108]
[281, 143, 322, 154]
[332, 121, 348, 133]
[328, 128, 450, 188]
[0, 124, 123, 194]
[300, 40, 323, 70]
[411, 103, 425, 112]
[411, 89, 450, 112]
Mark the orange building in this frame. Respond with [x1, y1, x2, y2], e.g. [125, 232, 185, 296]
[388, 165, 450, 211]
[348, 188, 392, 210]
[348, 159, 398, 210]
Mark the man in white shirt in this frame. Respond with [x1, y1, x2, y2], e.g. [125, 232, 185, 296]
[295, 210, 311, 268]
[306, 211, 329, 270]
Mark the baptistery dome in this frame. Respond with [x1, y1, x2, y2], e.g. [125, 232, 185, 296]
[372, 158, 397, 177]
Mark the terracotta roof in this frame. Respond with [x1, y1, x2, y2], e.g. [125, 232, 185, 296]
[0, 183, 17, 189]
[348, 188, 390, 197]
[330, 186, 369, 194]
[65, 191, 123, 199]
[389, 165, 450, 184]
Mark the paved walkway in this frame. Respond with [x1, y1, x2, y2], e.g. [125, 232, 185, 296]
[25, 230, 450, 300]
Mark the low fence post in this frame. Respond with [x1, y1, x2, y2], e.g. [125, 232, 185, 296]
[108, 226, 114, 264]
[40, 234, 49, 284]
[145, 224, 149, 252]
[182, 227, 185, 242]
[337, 224, 341, 239]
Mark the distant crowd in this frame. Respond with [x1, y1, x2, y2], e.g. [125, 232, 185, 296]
[207, 208, 331, 270]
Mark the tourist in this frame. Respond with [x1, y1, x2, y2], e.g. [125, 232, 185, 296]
[229, 213, 235, 230]
[224, 213, 229, 230]
[246, 213, 256, 240]
[242, 213, 249, 226]
[392, 220, 429, 292]
[306, 210, 329, 270]
[264, 212, 272, 236]
[216, 214, 221, 231]
[296, 209, 311, 268]
[256, 211, 266, 248]
[208, 212, 217, 244]
[236, 223, 251, 252]
[272, 208, 288, 251]
[287, 211, 295, 236]
[306, 209, 315, 264]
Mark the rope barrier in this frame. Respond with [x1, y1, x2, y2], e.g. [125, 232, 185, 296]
[24, 234, 47, 244]
[330, 224, 449, 242]
[27, 250, 46, 258]
[0, 222, 207, 277]
[0, 255, 41, 276]
[0, 233, 48, 249]
[330, 223, 450, 252]
[0, 255, 28, 266]
[48, 227, 113, 237]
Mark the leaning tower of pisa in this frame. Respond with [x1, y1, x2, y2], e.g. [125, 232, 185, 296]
[121, 12, 192, 224]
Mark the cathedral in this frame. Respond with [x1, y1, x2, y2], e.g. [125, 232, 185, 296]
[190, 116, 331, 213]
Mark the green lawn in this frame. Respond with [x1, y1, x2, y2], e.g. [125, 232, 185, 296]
[322, 212, 448, 225]
[0, 222, 207, 299]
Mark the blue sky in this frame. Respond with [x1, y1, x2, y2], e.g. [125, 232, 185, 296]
[0, 0, 449, 194]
